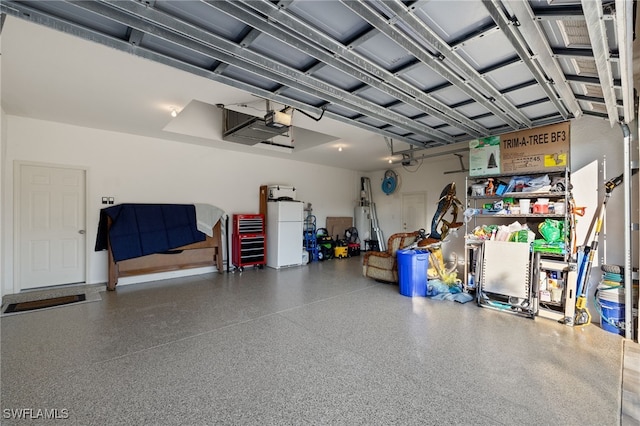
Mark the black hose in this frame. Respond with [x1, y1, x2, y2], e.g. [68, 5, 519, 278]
[294, 106, 327, 122]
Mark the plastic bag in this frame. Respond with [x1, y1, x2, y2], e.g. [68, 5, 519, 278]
[538, 219, 563, 243]
[506, 176, 530, 193]
[495, 225, 511, 241]
[532, 239, 565, 254]
[523, 175, 551, 192]
[508, 229, 530, 243]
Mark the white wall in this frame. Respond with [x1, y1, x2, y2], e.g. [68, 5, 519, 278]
[1, 39, 5, 296]
[570, 115, 637, 302]
[0, 108, 5, 298]
[366, 147, 469, 267]
[2, 116, 359, 294]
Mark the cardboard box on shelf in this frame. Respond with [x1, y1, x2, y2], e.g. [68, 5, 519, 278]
[500, 121, 570, 173]
[469, 136, 501, 176]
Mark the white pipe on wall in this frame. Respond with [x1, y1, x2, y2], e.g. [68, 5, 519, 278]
[620, 122, 633, 340]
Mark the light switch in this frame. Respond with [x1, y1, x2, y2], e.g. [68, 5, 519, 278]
[101, 197, 108, 205]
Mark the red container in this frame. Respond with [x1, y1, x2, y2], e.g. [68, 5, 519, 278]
[232, 214, 266, 270]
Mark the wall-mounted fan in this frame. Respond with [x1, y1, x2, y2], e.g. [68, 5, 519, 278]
[381, 169, 398, 195]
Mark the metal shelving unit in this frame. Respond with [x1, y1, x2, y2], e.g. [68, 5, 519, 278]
[465, 169, 576, 322]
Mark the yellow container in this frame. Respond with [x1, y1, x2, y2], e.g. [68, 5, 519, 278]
[334, 246, 348, 259]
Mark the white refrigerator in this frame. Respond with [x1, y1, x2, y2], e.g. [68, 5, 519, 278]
[267, 201, 304, 269]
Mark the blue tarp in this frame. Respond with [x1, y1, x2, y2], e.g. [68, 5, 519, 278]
[427, 280, 474, 303]
[95, 204, 205, 262]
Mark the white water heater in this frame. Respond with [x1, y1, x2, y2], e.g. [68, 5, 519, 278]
[354, 206, 371, 250]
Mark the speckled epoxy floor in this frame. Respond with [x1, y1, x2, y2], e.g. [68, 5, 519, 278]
[0, 257, 628, 425]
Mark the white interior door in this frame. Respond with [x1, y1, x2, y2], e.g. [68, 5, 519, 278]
[18, 164, 86, 290]
[401, 192, 427, 233]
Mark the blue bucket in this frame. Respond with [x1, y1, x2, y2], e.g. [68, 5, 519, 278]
[397, 249, 429, 297]
[597, 287, 624, 336]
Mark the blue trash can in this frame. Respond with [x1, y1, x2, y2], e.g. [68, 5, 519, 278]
[397, 249, 429, 297]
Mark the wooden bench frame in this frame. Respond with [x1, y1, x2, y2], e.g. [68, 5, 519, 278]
[107, 219, 223, 290]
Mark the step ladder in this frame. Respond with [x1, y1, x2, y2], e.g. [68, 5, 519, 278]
[361, 177, 385, 251]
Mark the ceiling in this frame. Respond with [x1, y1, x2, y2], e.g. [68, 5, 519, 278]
[0, 0, 635, 172]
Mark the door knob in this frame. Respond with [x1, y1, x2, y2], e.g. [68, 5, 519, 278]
[78, 230, 86, 234]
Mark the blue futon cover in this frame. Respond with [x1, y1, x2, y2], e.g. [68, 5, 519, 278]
[95, 204, 206, 262]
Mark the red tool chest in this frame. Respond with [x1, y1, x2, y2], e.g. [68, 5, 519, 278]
[232, 214, 266, 271]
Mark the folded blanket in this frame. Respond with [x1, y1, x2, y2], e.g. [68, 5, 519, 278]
[194, 203, 225, 237]
[95, 204, 205, 262]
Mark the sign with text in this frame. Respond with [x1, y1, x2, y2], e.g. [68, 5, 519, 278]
[499, 121, 570, 173]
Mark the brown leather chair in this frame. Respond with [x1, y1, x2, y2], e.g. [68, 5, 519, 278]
[362, 231, 420, 283]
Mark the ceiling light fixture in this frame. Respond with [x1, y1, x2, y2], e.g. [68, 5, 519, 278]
[338, 146, 343, 152]
[170, 107, 178, 118]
